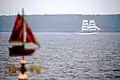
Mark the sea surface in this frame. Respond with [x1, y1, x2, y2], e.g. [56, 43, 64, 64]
[0, 32, 120, 80]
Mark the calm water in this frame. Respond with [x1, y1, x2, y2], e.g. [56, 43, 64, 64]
[0, 32, 120, 80]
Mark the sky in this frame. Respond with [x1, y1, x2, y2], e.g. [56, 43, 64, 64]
[0, 0, 119, 15]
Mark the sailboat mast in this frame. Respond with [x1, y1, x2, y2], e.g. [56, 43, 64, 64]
[22, 8, 25, 43]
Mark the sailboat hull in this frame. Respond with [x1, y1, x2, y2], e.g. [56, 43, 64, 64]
[9, 45, 35, 56]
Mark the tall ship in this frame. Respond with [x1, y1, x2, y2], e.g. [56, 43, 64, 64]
[81, 20, 101, 33]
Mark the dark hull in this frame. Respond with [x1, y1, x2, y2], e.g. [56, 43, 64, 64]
[9, 45, 35, 56]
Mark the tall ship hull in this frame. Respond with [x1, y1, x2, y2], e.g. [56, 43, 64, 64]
[81, 30, 101, 33]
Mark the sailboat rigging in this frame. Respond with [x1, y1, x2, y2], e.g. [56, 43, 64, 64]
[8, 10, 40, 56]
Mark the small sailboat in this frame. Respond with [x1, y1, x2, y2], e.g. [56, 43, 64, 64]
[8, 9, 40, 56]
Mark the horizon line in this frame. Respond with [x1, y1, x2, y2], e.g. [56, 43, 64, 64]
[0, 13, 120, 16]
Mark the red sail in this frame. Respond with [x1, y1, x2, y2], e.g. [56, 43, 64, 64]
[9, 14, 24, 42]
[25, 22, 39, 45]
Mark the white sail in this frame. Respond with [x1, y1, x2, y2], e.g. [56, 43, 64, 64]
[81, 20, 89, 32]
[81, 20, 101, 32]
[88, 20, 101, 31]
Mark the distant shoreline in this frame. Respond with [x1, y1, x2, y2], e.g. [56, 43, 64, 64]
[0, 31, 120, 32]
[0, 15, 120, 32]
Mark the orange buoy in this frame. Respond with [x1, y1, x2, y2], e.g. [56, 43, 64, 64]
[18, 73, 28, 80]
[20, 59, 26, 64]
